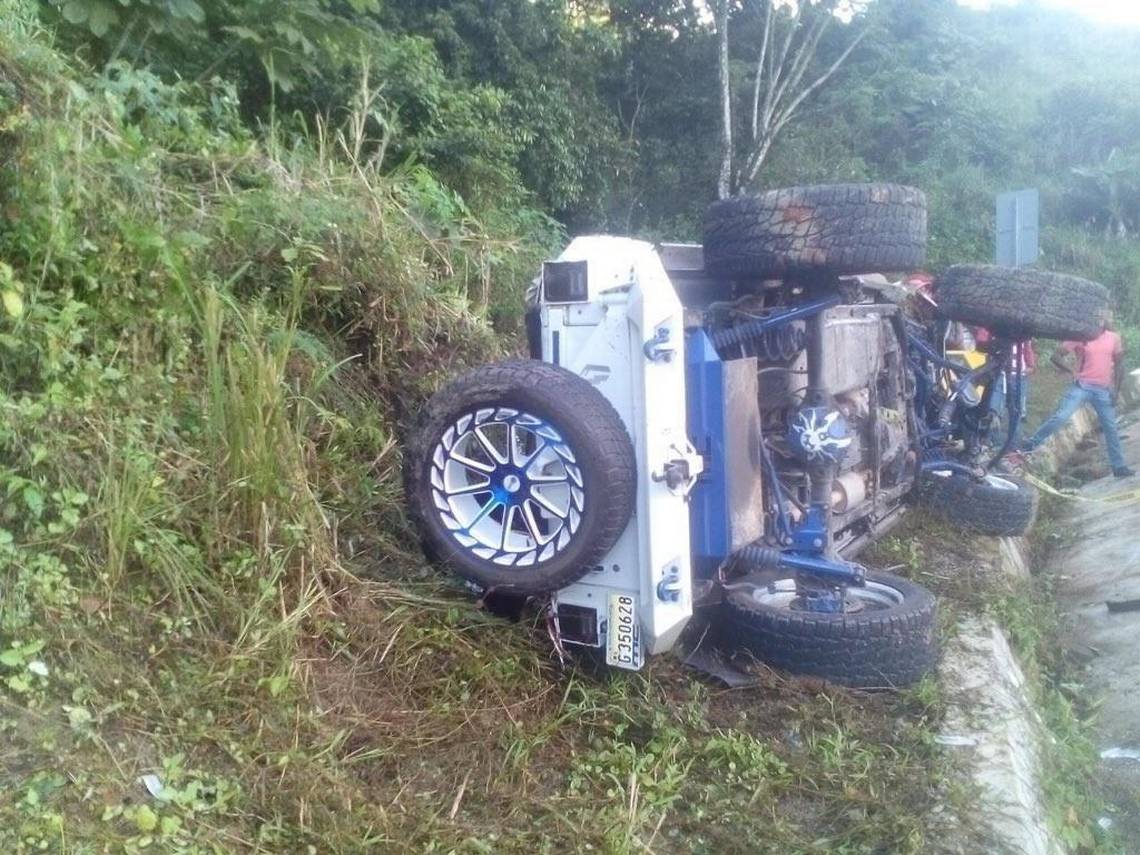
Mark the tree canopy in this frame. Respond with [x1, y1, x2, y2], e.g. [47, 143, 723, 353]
[34, 0, 1140, 309]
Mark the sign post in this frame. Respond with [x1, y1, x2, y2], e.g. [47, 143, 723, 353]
[996, 189, 1039, 267]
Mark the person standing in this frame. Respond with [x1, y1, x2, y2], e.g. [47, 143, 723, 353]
[1017, 318, 1134, 477]
[975, 329, 1036, 446]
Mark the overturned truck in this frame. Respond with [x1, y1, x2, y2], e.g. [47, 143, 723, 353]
[404, 183, 1109, 687]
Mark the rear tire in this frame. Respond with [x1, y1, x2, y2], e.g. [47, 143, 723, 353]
[404, 360, 636, 596]
[721, 570, 938, 688]
[703, 183, 927, 278]
[917, 471, 1038, 537]
[935, 265, 1109, 341]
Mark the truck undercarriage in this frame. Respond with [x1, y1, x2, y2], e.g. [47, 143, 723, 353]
[405, 183, 1111, 687]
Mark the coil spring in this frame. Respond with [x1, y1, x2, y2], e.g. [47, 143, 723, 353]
[711, 320, 806, 361]
[729, 543, 783, 571]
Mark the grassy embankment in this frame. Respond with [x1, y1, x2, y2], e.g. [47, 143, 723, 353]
[0, 7, 1117, 852]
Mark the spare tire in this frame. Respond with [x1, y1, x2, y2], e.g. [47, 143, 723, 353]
[404, 359, 636, 596]
[703, 183, 927, 278]
[935, 265, 1109, 341]
[916, 470, 1038, 537]
[721, 570, 938, 688]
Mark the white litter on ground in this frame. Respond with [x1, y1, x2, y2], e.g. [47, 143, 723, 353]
[138, 774, 165, 799]
[1100, 747, 1140, 761]
[934, 734, 979, 747]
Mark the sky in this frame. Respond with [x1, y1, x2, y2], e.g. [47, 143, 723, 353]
[959, 0, 1140, 27]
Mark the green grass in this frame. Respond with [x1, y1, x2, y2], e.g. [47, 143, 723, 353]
[0, 14, 977, 848]
[1025, 357, 1074, 432]
[0, 4, 1119, 852]
[0, 9, 968, 852]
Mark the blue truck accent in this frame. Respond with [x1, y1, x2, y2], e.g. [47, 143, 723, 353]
[685, 329, 730, 580]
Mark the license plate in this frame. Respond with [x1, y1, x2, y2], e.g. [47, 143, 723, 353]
[606, 593, 642, 669]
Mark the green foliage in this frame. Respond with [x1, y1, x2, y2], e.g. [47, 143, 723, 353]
[0, 0, 1136, 850]
[566, 714, 692, 848]
[45, 0, 381, 92]
[379, 0, 631, 221]
[1046, 224, 1140, 324]
[1069, 149, 1140, 238]
[29, 0, 1140, 300]
[0, 5, 561, 847]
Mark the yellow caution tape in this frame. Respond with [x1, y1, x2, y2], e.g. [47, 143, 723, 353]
[1021, 471, 1140, 505]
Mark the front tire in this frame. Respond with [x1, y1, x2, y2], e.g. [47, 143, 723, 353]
[404, 359, 636, 596]
[917, 471, 1038, 536]
[721, 571, 939, 688]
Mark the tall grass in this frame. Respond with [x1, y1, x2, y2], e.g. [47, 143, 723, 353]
[0, 7, 564, 846]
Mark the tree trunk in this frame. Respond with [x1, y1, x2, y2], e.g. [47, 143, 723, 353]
[716, 0, 733, 200]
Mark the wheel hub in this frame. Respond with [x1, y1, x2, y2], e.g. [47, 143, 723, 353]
[748, 577, 905, 613]
[429, 407, 586, 567]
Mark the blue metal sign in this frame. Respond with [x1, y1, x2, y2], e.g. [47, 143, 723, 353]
[996, 188, 1039, 267]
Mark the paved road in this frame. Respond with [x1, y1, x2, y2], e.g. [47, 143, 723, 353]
[1054, 420, 1140, 845]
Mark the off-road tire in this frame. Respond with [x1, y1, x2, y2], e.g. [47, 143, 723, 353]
[917, 471, 1038, 536]
[721, 570, 939, 688]
[404, 359, 636, 596]
[703, 183, 927, 278]
[935, 265, 1109, 341]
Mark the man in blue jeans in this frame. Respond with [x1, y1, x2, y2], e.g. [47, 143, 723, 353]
[1018, 319, 1134, 477]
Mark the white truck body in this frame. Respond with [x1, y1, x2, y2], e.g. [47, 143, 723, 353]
[540, 237, 701, 665]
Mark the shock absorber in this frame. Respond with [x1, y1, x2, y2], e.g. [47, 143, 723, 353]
[711, 320, 806, 360]
[708, 296, 841, 360]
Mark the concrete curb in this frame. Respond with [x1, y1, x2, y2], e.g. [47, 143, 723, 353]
[940, 618, 1055, 854]
[937, 403, 1100, 854]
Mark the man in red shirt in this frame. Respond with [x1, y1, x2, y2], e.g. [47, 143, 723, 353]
[1018, 318, 1133, 477]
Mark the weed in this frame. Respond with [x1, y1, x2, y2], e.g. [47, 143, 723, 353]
[873, 532, 924, 576]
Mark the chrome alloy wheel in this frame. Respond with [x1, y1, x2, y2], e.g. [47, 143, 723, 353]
[429, 407, 585, 567]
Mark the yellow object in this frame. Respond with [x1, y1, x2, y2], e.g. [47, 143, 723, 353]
[946, 350, 986, 370]
[943, 349, 987, 397]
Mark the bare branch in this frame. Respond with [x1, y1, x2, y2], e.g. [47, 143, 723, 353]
[766, 11, 829, 129]
[775, 27, 867, 130]
[750, 0, 775, 142]
[721, 1, 867, 194]
[619, 80, 649, 144]
[742, 136, 774, 187]
[745, 27, 868, 186]
[760, 3, 801, 137]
